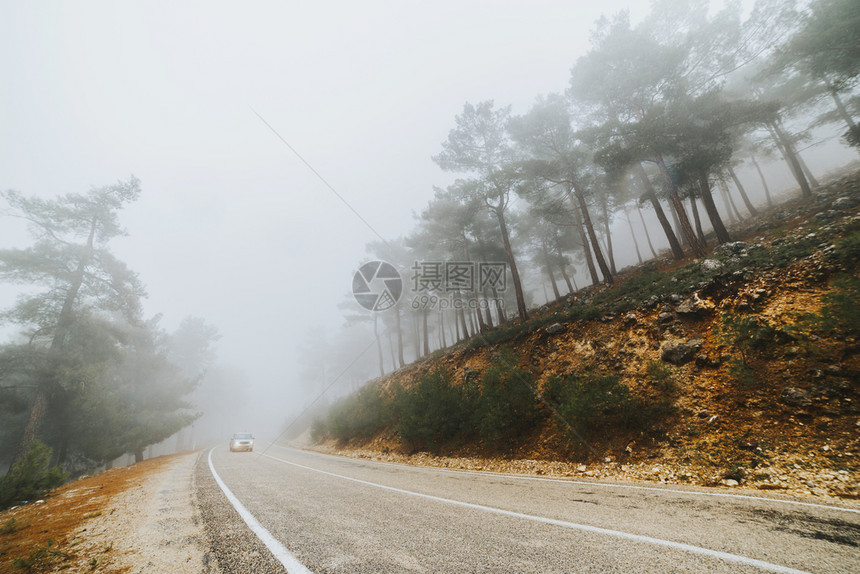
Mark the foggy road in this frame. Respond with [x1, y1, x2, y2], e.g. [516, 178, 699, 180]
[198, 445, 859, 573]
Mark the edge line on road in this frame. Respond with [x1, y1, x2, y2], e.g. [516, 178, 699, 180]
[435, 468, 860, 515]
[208, 447, 313, 574]
[281, 445, 859, 515]
[263, 451, 811, 574]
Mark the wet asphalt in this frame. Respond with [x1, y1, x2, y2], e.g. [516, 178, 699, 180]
[195, 445, 860, 573]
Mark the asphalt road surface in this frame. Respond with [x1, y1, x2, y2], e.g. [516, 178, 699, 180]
[196, 444, 859, 573]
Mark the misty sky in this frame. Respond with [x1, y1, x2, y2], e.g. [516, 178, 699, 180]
[2, 1, 852, 430]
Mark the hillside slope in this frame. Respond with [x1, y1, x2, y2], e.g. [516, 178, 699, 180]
[312, 169, 860, 499]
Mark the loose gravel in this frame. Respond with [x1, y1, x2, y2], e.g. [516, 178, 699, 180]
[68, 450, 212, 574]
[194, 450, 285, 574]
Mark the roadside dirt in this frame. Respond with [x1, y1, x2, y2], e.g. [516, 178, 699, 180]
[315, 169, 860, 501]
[0, 451, 207, 574]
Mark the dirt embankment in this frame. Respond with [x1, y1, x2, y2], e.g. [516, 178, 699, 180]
[318, 170, 860, 500]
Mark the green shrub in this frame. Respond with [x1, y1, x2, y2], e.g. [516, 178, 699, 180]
[726, 357, 758, 390]
[832, 231, 860, 270]
[1, 517, 26, 535]
[646, 360, 678, 394]
[716, 312, 780, 365]
[739, 234, 821, 270]
[465, 314, 560, 350]
[544, 373, 637, 434]
[715, 312, 791, 388]
[326, 384, 393, 443]
[785, 275, 860, 345]
[543, 372, 675, 440]
[0, 441, 67, 510]
[10, 540, 70, 570]
[395, 368, 474, 451]
[394, 350, 546, 452]
[816, 275, 860, 338]
[590, 268, 671, 313]
[309, 416, 328, 443]
[472, 349, 541, 449]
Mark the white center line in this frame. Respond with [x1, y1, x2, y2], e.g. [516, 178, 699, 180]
[263, 451, 812, 574]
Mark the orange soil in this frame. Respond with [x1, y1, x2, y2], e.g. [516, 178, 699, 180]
[0, 454, 178, 574]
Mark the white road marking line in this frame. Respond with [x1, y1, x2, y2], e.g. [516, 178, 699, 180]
[263, 452, 811, 574]
[208, 448, 313, 574]
[276, 445, 859, 515]
[437, 468, 860, 515]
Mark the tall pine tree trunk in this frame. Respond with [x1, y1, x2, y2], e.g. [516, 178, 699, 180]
[601, 197, 617, 276]
[388, 332, 397, 372]
[699, 174, 731, 244]
[827, 82, 858, 133]
[463, 240, 486, 333]
[569, 181, 613, 284]
[12, 217, 98, 467]
[656, 155, 705, 257]
[826, 82, 860, 155]
[544, 245, 561, 300]
[750, 156, 774, 207]
[669, 199, 688, 249]
[559, 261, 575, 294]
[767, 120, 813, 198]
[719, 177, 743, 222]
[569, 193, 600, 285]
[481, 285, 494, 328]
[422, 311, 430, 357]
[728, 166, 759, 217]
[394, 306, 405, 368]
[374, 314, 385, 377]
[689, 195, 707, 249]
[636, 164, 683, 259]
[494, 205, 529, 320]
[636, 204, 658, 259]
[412, 312, 421, 358]
[623, 207, 643, 264]
[796, 153, 819, 188]
[458, 305, 469, 338]
[492, 286, 506, 324]
[470, 282, 487, 333]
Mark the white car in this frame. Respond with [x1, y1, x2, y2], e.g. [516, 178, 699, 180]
[229, 432, 255, 452]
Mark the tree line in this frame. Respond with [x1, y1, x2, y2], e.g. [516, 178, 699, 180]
[298, 0, 859, 389]
[0, 178, 219, 508]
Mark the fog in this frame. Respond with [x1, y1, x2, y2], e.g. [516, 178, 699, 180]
[2, 0, 857, 457]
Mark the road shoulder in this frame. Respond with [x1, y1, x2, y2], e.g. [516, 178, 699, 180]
[0, 450, 209, 574]
[194, 448, 286, 574]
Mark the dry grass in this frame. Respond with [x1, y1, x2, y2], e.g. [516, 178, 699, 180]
[0, 455, 176, 573]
